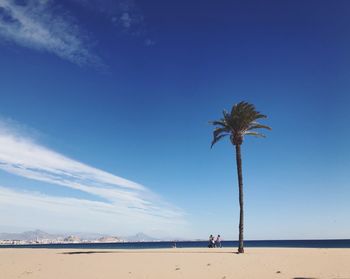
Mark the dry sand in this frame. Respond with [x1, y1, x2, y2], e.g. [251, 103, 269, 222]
[1, 248, 349, 279]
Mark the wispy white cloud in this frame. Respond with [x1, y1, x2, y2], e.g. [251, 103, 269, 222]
[72, 0, 143, 31]
[120, 12, 132, 28]
[0, 0, 100, 66]
[0, 120, 186, 235]
[145, 38, 155, 47]
[71, 0, 154, 45]
[116, 0, 145, 32]
[0, 186, 186, 236]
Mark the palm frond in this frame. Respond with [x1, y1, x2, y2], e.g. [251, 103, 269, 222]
[248, 124, 272, 131]
[244, 131, 266, 138]
[214, 125, 229, 135]
[254, 113, 267, 119]
[209, 120, 226, 127]
[211, 133, 229, 148]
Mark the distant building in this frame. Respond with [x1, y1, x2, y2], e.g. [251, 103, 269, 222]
[98, 236, 123, 243]
[64, 235, 81, 243]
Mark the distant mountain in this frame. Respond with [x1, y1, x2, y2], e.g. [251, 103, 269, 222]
[124, 232, 158, 242]
[0, 230, 161, 242]
[0, 230, 63, 241]
[71, 232, 108, 240]
[98, 236, 122, 243]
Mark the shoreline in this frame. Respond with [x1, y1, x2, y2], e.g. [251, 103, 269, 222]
[1, 239, 350, 249]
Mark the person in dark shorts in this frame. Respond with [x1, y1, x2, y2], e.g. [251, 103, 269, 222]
[208, 234, 214, 248]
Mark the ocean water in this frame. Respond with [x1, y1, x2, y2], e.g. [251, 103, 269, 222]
[1, 239, 350, 249]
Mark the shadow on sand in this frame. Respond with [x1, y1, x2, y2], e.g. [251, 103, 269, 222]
[60, 250, 237, 255]
[61, 251, 113, 255]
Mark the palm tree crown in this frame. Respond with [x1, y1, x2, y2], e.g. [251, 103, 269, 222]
[210, 101, 271, 147]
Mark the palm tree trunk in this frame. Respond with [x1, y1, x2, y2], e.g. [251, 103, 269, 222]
[235, 144, 244, 253]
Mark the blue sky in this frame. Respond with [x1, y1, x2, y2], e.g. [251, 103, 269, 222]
[0, 0, 349, 240]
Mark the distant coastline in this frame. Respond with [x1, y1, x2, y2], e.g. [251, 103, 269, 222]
[0, 230, 159, 245]
[1, 239, 350, 249]
[1, 230, 349, 248]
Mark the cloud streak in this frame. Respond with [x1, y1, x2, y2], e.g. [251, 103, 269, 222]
[72, 0, 143, 31]
[0, 0, 100, 66]
[71, 0, 154, 46]
[0, 120, 186, 235]
[0, 186, 186, 236]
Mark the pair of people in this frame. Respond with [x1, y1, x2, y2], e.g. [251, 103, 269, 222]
[208, 234, 221, 248]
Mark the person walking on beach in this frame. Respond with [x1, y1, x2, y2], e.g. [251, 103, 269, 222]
[208, 235, 215, 248]
[215, 235, 222, 248]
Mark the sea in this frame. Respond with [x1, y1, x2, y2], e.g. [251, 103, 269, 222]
[1, 239, 350, 249]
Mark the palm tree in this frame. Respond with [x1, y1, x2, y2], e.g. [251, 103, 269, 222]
[210, 101, 271, 253]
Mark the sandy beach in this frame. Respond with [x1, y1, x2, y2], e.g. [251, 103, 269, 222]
[1, 248, 349, 279]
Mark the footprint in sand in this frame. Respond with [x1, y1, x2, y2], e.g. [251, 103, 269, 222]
[19, 271, 33, 277]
